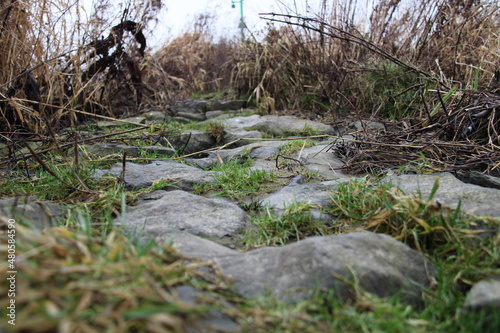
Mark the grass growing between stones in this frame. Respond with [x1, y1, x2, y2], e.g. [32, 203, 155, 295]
[1, 118, 497, 332]
[325, 177, 500, 331]
[194, 160, 277, 201]
[234, 176, 499, 331]
[275, 139, 316, 156]
[243, 203, 330, 247]
[2, 152, 499, 332]
[0, 159, 134, 232]
[273, 139, 325, 182]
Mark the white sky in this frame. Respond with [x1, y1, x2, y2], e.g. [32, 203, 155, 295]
[154, 0, 329, 46]
[80, 1, 376, 49]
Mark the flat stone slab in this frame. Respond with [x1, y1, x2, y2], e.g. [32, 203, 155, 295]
[262, 179, 350, 212]
[140, 110, 170, 121]
[118, 190, 247, 239]
[298, 144, 350, 180]
[171, 100, 208, 114]
[387, 172, 500, 217]
[219, 114, 262, 129]
[250, 115, 336, 136]
[168, 130, 216, 154]
[223, 128, 262, 147]
[105, 161, 219, 190]
[190, 141, 289, 168]
[205, 110, 237, 119]
[206, 100, 246, 111]
[176, 111, 206, 121]
[167, 231, 434, 307]
[157, 231, 238, 259]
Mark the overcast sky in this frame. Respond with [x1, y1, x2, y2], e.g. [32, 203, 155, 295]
[154, 0, 333, 46]
[80, 1, 375, 48]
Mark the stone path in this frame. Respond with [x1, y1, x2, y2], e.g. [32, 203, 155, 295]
[2, 99, 499, 327]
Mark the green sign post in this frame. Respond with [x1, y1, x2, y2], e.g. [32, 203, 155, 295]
[231, 0, 245, 41]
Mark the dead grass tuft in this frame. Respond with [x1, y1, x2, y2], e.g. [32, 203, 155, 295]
[0, 217, 245, 332]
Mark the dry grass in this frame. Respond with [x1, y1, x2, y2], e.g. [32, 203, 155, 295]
[2, 0, 498, 135]
[245, 0, 499, 117]
[0, 216, 245, 332]
[147, 30, 236, 104]
[0, 0, 162, 134]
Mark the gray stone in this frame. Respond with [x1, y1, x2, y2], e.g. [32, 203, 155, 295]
[167, 232, 434, 307]
[464, 279, 500, 310]
[86, 143, 175, 158]
[118, 190, 247, 239]
[387, 173, 500, 217]
[250, 115, 336, 136]
[191, 141, 288, 168]
[141, 110, 170, 121]
[223, 128, 262, 147]
[105, 160, 219, 190]
[196, 138, 328, 172]
[262, 179, 349, 213]
[183, 157, 217, 170]
[236, 141, 287, 160]
[137, 190, 171, 202]
[463, 278, 500, 330]
[171, 116, 192, 124]
[348, 120, 386, 132]
[219, 114, 262, 130]
[206, 110, 254, 120]
[168, 130, 216, 154]
[457, 170, 500, 190]
[176, 111, 207, 121]
[206, 100, 246, 111]
[223, 232, 434, 306]
[0, 197, 67, 230]
[171, 100, 208, 114]
[160, 231, 237, 259]
[298, 144, 351, 180]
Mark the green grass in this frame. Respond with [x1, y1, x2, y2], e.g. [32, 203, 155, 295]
[195, 159, 277, 201]
[253, 125, 325, 139]
[0, 154, 168, 230]
[235, 176, 499, 331]
[272, 139, 324, 181]
[396, 153, 435, 174]
[324, 177, 500, 331]
[283, 125, 324, 138]
[136, 148, 176, 160]
[1, 163, 498, 333]
[2, 117, 499, 332]
[0, 156, 98, 201]
[243, 202, 330, 247]
[235, 109, 257, 117]
[188, 90, 226, 100]
[275, 139, 316, 157]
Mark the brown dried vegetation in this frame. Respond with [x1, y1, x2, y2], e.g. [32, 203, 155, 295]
[0, 0, 161, 135]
